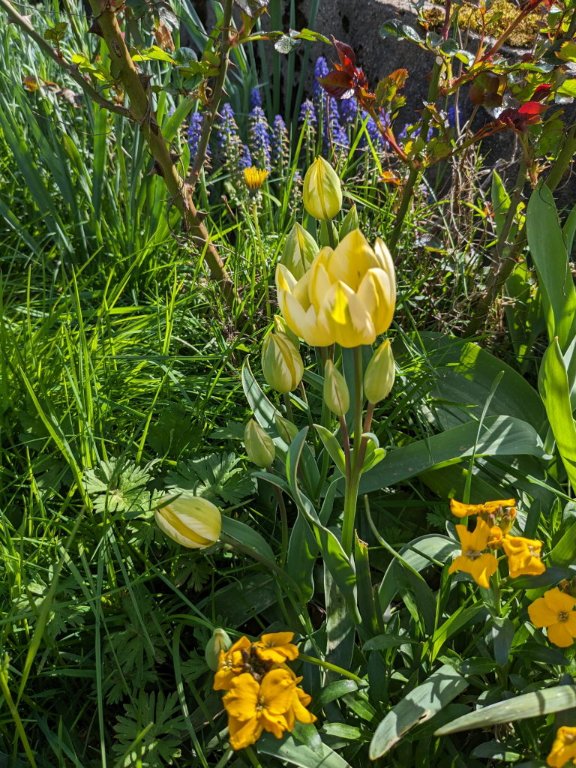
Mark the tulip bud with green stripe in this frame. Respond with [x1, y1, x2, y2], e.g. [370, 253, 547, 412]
[155, 495, 221, 549]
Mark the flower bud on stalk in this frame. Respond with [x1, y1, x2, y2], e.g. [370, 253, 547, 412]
[280, 223, 319, 280]
[323, 360, 350, 417]
[244, 419, 275, 468]
[261, 332, 304, 393]
[205, 628, 232, 671]
[155, 496, 221, 549]
[303, 157, 342, 220]
[364, 340, 395, 404]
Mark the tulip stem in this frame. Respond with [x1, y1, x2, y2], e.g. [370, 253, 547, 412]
[342, 347, 366, 555]
[299, 653, 367, 685]
[274, 486, 289, 567]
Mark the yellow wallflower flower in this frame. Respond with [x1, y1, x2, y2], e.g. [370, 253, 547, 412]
[275, 229, 395, 348]
[502, 535, 546, 578]
[223, 669, 297, 750]
[449, 498, 516, 518]
[213, 636, 251, 691]
[253, 632, 300, 664]
[528, 588, 576, 648]
[243, 166, 269, 191]
[448, 519, 499, 588]
[547, 725, 576, 767]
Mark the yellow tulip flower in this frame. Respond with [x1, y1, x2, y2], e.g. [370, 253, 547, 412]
[275, 229, 395, 348]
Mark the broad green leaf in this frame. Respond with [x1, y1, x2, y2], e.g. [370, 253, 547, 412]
[550, 520, 576, 566]
[318, 680, 360, 706]
[369, 664, 467, 758]
[220, 515, 276, 564]
[539, 338, 576, 491]
[527, 185, 576, 350]
[361, 416, 547, 494]
[286, 514, 318, 602]
[563, 202, 576, 256]
[314, 424, 346, 475]
[163, 95, 196, 142]
[491, 170, 511, 240]
[258, 733, 352, 767]
[409, 333, 547, 433]
[198, 572, 277, 626]
[435, 685, 576, 735]
[377, 535, 456, 633]
[430, 605, 488, 661]
[363, 635, 416, 651]
[287, 430, 359, 622]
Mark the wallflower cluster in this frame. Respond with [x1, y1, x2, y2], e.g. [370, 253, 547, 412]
[448, 498, 576, 653]
[213, 632, 316, 751]
[448, 498, 545, 587]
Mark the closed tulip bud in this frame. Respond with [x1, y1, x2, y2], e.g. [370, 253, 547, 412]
[205, 628, 232, 671]
[339, 204, 359, 240]
[279, 223, 319, 280]
[244, 419, 275, 468]
[364, 340, 395, 404]
[303, 157, 342, 220]
[275, 413, 299, 444]
[155, 495, 221, 549]
[261, 332, 304, 394]
[323, 360, 350, 417]
[273, 315, 300, 348]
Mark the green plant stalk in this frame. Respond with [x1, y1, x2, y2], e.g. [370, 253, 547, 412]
[341, 347, 365, 555]
[188, 0, 234, 193]
[299, 653, 366, 684]
[251, 199, 271, 317]
[0, 657, 37, 768]
[83, 0, 239, 314]
[273, 486, 289, 568]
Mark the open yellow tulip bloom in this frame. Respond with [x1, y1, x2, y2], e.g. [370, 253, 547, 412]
[275, 229, 396, 348]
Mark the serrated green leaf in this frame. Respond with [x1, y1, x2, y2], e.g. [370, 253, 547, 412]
[435, 685, 576, 735]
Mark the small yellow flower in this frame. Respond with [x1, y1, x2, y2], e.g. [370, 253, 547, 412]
[253, 632, 299, 664]
[213, 636, 251, 691]
[502, 535, 546, 578]
[223, 669, 296, 750]
[547, 726, 576, 767]
[284, 674, 317, 729]
[244, 166, 269, 191]
[449, 498, 516, 519]
[448, 519, 499, 588]
[487, 525, 504, 549]
[528, 588, 576, 648]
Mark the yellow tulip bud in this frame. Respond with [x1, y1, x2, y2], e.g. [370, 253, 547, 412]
[364, 340, 395, 404]
[303, 157, 342, 220]
[323, 360, 350, 417]
[275, 414, 299, 444]
[155, 495, 221, 549]
[273, 315, 300, 348]
[261, 332, 304, 393]
[205, 628, 232, 671]
[279, 223, 319, 280]
[244, 419, 275, 468]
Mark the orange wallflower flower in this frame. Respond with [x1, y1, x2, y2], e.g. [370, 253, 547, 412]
[449, 518, 498, 588]
[547, 725, 576, 767]
[502, 536, 545, 578]
[224, 669, 297, 749]
[214, 636, 251, 691]
[449, 498, 516, 518]
[253, 632, 299, 664]
[528, 588, 576, 648]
